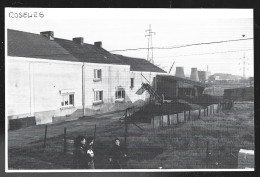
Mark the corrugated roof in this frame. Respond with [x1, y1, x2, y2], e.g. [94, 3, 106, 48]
[157, 75, 210, 87]
[7, 29, 165, 73]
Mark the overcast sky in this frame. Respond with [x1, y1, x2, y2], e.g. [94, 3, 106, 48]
[5, 8, 254, 77]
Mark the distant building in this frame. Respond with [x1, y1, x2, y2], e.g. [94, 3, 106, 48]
[190, 68, 199, 81]
[249, 77, 254, 87]
[198, 70, 211, 82]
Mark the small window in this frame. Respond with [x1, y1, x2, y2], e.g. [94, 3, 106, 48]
[115, 90, 125, 100]
[94, 69, 102, 81]
[61, 93, 74, 107]
[130, 78, 134, 88]
[94, 90, 103, 102]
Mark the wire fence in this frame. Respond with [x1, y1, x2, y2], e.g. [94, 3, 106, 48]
[8, 101, 254, 169]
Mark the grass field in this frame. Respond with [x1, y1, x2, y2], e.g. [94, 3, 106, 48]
[8, 103, 254, 169]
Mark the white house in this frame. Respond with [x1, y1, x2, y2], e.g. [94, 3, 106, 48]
[7, 29, 166, 127]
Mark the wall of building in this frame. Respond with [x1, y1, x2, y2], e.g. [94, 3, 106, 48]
[83, 63, 131, 114]
[7, 56, 165, 126]
[7, 57, 83, 124]
[128, 71, 164, 103]
[8, 57, 151, 125]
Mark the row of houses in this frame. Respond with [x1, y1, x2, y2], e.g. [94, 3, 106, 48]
[7, 29, 167, 127]
[8, 29, 215, 130]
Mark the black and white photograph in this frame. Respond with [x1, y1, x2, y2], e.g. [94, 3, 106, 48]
[5, 8, 254, 172]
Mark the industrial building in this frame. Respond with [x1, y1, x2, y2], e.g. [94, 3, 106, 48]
[7, 29, 166, 128]
[155, 75, 208, 101]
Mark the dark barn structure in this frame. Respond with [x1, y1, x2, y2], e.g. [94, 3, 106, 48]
[155, 75, 208, 100]
[223, 87, 254, 101]
[132, 75, 233, 123]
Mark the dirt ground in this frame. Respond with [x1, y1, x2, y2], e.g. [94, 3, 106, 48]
[8, 103, 254, 170]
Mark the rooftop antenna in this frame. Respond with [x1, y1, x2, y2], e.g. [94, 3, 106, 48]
[168, 61, 175, 74]
[145, 24, 156, 64]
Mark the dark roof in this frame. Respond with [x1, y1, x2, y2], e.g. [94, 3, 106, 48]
[54, 38, 126, 65]
[7, 29, 79, 62]
[157, 75, 210, 87]
[114, 54, 166, 73]
[8, 29, 165, 73]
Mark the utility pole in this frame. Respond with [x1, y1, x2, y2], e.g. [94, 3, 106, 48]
[239, 52, 249, 79]
[242, 53, 246, 78]
[239, 34, 249, 79]
[145, 24, 156, 64]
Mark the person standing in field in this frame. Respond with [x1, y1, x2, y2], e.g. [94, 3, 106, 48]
[73, 135, 88, 169]
[85, 136, 95, 169]
[108, 138, 127, 169]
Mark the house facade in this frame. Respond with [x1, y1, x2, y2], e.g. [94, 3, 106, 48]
[7, 29, 166, 127]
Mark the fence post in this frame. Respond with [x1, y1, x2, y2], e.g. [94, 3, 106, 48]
[43, 125, 47, 149]
[64, 127, 67, 153]
[207, 107, 209, 116]
[206, 141, 209, 168]
[94, 124, 96, 141]
[124, 112, 128, 147]
[188, 110, 191, 121]
[184, 111, 186, 122]
[177, 113, 179, 124]
[153, 117, 154, 129]
[199, 109, 201, 119]
[167, 114, 170, 126]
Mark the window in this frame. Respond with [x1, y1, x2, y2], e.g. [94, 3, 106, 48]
[115, 89, 125, 100]
[61, 93, 74, 107]
[94, 90, 103, 104]
[94, 69, 102, 81]
[130, 78, 134, 88]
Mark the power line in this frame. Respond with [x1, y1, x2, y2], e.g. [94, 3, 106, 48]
[155, 48, 253, 59]
[108, 38, 253, 52]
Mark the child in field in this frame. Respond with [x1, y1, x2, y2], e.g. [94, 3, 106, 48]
[108, 138, 127, 169]
[73, 135, 88, 169]
[85, 136, 95, 169]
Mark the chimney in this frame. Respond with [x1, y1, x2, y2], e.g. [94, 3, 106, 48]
[94, 41, 102, 48]
[73, 37, 84, 45]
[175, 67, 185, 78]
[40, 31, 54, 40]
[190, 68, 199, 81]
